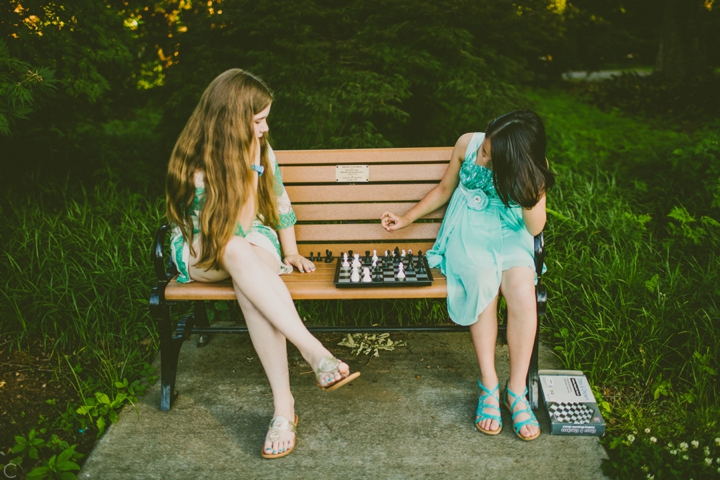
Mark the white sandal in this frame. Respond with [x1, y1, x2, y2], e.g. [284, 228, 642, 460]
[260, 414, 298, 459]
[315, 356, 361, 391]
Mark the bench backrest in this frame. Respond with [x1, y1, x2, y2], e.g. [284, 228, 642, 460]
[276, 147, 453, 258]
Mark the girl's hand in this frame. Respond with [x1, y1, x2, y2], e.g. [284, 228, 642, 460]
[283, 254, 316, 273]
[380, 211, 408, 232]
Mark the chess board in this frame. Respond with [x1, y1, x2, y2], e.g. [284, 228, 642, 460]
[334, 250, 434, 288]
[547, 402, 595, 424]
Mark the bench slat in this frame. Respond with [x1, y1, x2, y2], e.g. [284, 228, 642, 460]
[276, 148, 452, 165]
[294, 223, 440, 242]
[163, 269, 447, 301]
[286, 184, 436, 203]
[292, 203, 445, 221]
[280, 164, 448, 183]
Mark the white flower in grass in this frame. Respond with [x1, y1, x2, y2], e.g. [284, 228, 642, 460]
[650, 437, 657, 443]
[668, 442, 674, 448]
[628, 434, 636, 443]
[670, 449, 678, 455]
[715, 437, 720, 446]
[691, 440, 700, 448]
[645, 428, 651, 434]
[682, 455, 690, 460]
[680, 442, 689, 451]
[706, 458, 713, 466]
[641, 465, 649, 472]
[646, 475, 654, 480]
[704, 446, 710, 456]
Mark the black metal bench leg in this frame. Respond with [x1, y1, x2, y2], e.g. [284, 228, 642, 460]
[194, 301, 212, 348]
[150, 284, 183, 411]
[528, 283, 548, 410]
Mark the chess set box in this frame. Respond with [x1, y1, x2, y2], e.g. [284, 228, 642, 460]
[539, 370, 606, 436]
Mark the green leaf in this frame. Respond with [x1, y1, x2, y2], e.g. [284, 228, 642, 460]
[96, 416, 106, 433]
[57, 460, 81, 472]
[26, 466, 50, 478]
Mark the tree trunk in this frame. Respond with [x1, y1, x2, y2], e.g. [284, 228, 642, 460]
[655, 0, 707, 81]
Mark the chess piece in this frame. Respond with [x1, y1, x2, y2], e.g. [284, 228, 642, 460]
[341, 253, 350, 269]
[401, 249, 406, 258]
[396, 262, 406, 280]
[361, 267, 372, 283]
[325, 250, 334, 263]
[374, 264, 383, 282]
[365, 251, 371, 263]
[416, 256, 425, 274]
[316, 251, 323, 262]
[406, 257, 415, 274]
[394, 246, 400, 257]
[309, 252, 315, 261]
[372, 249, 378, 262]
[352, 254, 362, 269]
[371, 259, 377, 268]
[350, 267, 361, 283]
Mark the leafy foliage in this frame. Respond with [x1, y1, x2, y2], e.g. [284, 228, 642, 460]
[159, 0, 562, 150]
[0, 39, 57, 135]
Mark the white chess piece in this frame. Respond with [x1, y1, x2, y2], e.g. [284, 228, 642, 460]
[372, 249, 378, 262]
[401, 249, 406, 257]
[352, 253, 362, 269]
[350, 266, 361, 283]
[361, 267, 372, 283]
[341, 253, 350, 268]
[396, 262, 406, 280]
[371, 259, 377, 268]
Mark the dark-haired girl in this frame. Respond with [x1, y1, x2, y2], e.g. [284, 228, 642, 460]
[381, 110, 554, 441]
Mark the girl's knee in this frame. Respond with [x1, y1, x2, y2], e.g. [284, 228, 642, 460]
[223, 236, 252, 263]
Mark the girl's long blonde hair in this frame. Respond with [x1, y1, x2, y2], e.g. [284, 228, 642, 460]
[166, 69, 279, 271]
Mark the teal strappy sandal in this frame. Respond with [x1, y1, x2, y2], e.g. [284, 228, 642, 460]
[503, 382, 541, 441]
[475, 380, 502, 435]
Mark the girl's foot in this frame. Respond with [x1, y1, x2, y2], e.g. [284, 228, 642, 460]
[315, 356, 361, 391]
[504, 382, 541, 441]
[475, 380, 502, 435]
[261, 414, 298, 459]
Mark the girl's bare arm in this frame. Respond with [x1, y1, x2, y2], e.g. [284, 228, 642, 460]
[380, 133, 471, 231]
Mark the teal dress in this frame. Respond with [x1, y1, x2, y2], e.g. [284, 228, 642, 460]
[426, 132, 535, 326]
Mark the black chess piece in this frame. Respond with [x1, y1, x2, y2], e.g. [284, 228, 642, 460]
[348, 250, 354, 259]
[325, 250, 334, 263]
[417, 257, 425, 274]
[365, 250, 371, 263]
[309, 252, 314, 261]
[373, 265, 383, 282]
[316, 251, 323, 262]
[394, 246, 400, 257]
[407, 258, 415, 274]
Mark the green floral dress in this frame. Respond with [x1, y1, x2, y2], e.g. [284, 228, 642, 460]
[170, 146, 297, 283]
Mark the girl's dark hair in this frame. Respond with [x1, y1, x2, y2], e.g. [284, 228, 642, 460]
[485, 110, 555, 208]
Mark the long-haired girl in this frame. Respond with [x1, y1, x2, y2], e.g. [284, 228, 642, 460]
[166, 69, 360, 458]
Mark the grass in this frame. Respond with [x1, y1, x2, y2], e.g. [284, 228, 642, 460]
[0, 87, 718, 478]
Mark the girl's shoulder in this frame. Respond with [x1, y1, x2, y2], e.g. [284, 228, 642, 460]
[455, 132, 485, 162]
[193, 170, 205, 188]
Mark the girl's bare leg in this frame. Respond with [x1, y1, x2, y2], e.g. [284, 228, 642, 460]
[190, 237, 351, 453]
[469, 295, 500, 432]
[501, 266, 539, 439]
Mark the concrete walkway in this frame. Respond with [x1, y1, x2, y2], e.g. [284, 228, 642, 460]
[79, 332, 609, 479]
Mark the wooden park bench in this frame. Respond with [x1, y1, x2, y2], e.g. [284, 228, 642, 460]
[149, 147, 547, 412]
